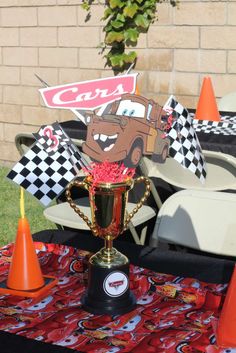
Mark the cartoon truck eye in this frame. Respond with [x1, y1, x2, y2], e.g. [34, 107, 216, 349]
[82, 94, 170, 168]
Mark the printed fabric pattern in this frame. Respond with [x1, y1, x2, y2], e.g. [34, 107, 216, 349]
[0, 243, 229, 353]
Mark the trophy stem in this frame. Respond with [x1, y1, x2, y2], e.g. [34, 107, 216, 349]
[105, 237, 113, 251]
[103, 237, 113, 264]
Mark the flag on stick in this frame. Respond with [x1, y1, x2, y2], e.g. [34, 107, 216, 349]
[164, 95, 207, 183]
[7, 123, 90, 206]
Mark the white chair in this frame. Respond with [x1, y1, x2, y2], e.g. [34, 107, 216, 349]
[149, 189, 236, 257]
[15, 133, 36, 155]
[44, 198, 156, 246]
[15, 133, 86, 159]
[51, 148, 234, 246]
[218, 91, 236, 112]
[140, 150, 236, 195]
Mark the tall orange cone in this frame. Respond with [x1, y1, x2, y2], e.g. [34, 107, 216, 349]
[216, 265, 236, 347]
[135, 85, 140, 95]
[0, 188, 58, 298]
[195, 77, 221, 121]
[7, 217, 45, 291]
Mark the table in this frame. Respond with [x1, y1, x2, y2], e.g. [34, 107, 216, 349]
[190, 109, 236, 157]
[0, 229, 234, 353]
[60, 111, 236, 158]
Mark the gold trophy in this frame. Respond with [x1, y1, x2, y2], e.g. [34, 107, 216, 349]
[66, 175, 150, 315]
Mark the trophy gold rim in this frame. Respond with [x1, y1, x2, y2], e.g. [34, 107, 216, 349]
[83, 176, 134, 191]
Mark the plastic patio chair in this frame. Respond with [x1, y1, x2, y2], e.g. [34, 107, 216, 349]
[43, 198, 156, 246]
[15, 133, 236, 244]
[139, 150, 236, 198]
[218, 91, 236, 112]
[149, 189, 236, 257]
[15, 133, 86, 158]
[15, 133, 36, 156]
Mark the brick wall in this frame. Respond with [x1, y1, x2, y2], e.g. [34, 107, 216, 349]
[0, 0, 236, 165]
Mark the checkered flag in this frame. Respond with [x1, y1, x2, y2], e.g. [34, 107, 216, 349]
[33, 122, 70, 155]
[164, 95, 207, 183]
[193, 118, 236, 136]
[33, 122, 89, 171]
[7, 143, 81, 206]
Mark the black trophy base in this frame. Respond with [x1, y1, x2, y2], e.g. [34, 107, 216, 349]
[81, 255, 136, 316]
[81, 289, 136, 316]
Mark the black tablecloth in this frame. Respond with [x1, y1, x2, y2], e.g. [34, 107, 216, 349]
[196, 130, 236, 157]
[190, 109, 236, 157]
[0, 229, 234, 353]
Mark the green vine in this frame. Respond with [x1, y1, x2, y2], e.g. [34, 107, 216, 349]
[82, 0, 178, 72]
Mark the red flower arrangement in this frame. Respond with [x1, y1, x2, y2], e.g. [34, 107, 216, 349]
[82, 160, 135, 186]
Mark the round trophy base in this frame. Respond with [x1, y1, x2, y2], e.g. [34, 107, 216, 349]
[81, 253, 136, 315]
[81, 289, 136, 316]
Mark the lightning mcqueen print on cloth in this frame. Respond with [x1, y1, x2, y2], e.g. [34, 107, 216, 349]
[0, 242, 231, 353]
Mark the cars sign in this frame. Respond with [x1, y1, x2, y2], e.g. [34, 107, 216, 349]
[39, 74, 138, 110]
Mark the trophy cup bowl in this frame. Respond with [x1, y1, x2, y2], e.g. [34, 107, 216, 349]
[66, 175, 151, 315]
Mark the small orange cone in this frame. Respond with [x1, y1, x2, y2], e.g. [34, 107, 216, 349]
[7, 217, 45, 291]
[135, 85, 140, 95]
[216, 265, 236, 347]
[195, 77, 221, 121]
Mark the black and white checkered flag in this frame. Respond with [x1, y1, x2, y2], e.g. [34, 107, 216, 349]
[164, 95, 207, 183]
[7, 143, 80, 206]
[33, 122, 89, 171]
[7, 122, 90, 206]
[33, 121, 70, 155]
[193, 117, 236, 136]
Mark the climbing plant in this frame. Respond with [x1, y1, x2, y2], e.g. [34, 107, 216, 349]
[82, 0, 178, 72]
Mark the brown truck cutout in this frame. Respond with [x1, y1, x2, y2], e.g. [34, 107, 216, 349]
[82, 94, 170, 168]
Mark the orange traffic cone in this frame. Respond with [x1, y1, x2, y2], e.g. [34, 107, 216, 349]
[7, 217, 45, 291]
[135, 85, 140, 95]
[0, 187, 57, 298]
[195, 77, 221, 121]
[216, 265, 236, 347]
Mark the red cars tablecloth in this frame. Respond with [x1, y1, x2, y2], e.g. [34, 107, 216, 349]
[0, 242, 230, 353]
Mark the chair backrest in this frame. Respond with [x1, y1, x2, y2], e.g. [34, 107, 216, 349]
[139, 150, 236, 192]
[218, 91, 236, 112]
[149, 189, 236, 257]
[15, 133, 87, 158]
[15, 133, 36, 156]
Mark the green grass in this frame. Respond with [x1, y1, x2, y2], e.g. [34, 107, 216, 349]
[0, 166, 56, 246]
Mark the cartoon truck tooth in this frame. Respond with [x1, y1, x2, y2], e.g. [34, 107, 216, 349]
[82, 94, 170, 168]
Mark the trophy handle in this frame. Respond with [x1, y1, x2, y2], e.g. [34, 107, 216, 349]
[123, 176, 151, 230]
[66, 180, 99, 236]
